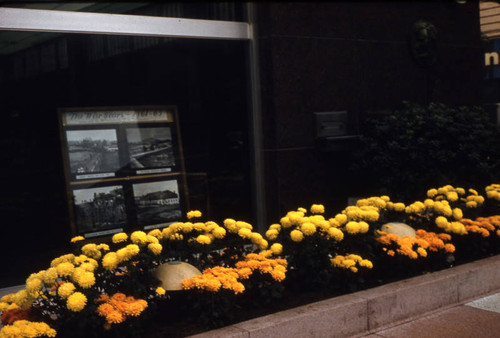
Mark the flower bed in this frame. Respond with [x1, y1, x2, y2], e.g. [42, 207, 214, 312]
[2, 184, 500, 337]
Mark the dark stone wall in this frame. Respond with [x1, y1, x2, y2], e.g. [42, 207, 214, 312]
[255, 2, 483, 223]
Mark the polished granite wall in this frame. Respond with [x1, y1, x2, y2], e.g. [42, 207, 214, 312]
[255, 2, 483, 222]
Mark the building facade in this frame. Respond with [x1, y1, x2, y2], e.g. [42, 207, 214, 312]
[0, 2, 483, 286]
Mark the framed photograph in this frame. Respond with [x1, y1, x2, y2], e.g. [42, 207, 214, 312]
[59, 106, 188, 237]
[126, 126, 175, 170]
[66, 129, 120, 176]
[72, 185, 126, 236]
[133, 179, 182, 228]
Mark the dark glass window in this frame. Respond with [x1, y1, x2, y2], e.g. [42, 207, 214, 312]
[0, 31, 252, 286]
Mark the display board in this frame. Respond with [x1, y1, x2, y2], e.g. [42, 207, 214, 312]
[59, 106, 188, 238]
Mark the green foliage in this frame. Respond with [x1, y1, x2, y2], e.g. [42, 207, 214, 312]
[352, 102, 500, 202]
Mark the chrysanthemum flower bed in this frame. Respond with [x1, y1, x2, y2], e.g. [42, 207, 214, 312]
[3, 184, 500, 337]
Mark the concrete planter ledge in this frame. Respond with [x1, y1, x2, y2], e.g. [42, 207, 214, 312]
[191, 255, 500, 337]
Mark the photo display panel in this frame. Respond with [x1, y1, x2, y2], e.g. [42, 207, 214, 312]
[59, 106, 188, 238]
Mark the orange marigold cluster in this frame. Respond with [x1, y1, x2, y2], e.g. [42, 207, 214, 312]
[460, 216, 500, 237]
[181, 266, 245, 294]
[377, 229, 454, 259]
[235, 253, 287, 282]
[182, 253, 288, 294]
[95, 293, 148, 325]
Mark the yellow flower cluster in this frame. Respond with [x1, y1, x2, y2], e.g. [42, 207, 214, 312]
[427, 185, 485, 208]
[70, 236, 85, 243]
[0, 294, 22, 313]
[0, 320, 56, 338]
[224, 219, 268, 249]
[156, 220, 232, 246]
[376, 229, 455, 259]
[96, 293, 148, 325]
[0, 252, 100, 312]
[330, 254, 373, 273]
[266, 205, 345, 243]
[101, 244, 140, 271]
[81, 243, 110, 260]
[342, 206, 380, 223]
[435, 216, 466, 235]
[187, 210, 203, 219]
[345, 221, 370, 235]
[486, 184, 500, 201]
[356, 196, 390, 210]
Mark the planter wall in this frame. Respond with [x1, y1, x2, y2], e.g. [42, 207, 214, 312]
[192, 255, 500, 337]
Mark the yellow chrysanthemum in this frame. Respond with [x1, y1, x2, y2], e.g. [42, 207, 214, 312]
[187, 210, 202, 219]
[452, 208, 463, 220]
[67, 292, 87, 312]
[130, 231, 148, 246]
[148, 243, 163, 255]
[310, 204, 325, 214]
[265, 229, 279, 240]
[270, 243, 283, 255]
[300, 222, 316, 236]
[112, 232, 128, 244]
[212, 227, 226, 239]
[57, 282, 76, 299]
[427, 188, 438, 198]
[156, 287, 166, 295]
[196, 234, 212, 245]
[126, 244, 140, 256]
[345, 221, 360, 234]
[328, 227, 344, 241]
[0, 302, 9, 312]
[358, 221, 369, 234]
[75, 271, 95, 289]
[238, 228, 252, 239]
[446, 191, 459, 202]
[81, 243, 102, 260]
[26, 278, 42, 296]
[359, 259, 373, 269]
[147, 229, 163, 239]
[290, 230, 304, 242]
[56, 262, 75, 277]
[335, 213, 348, 225]
[102, 252, 119, 271]
[250, 232, 264, 244]
[280, 216, 292, 228]
[466, 201, 478, 208]
[393, 202, 406, 212]
[257, 239, 268, 250]
[70, 236, 85, 243]
[435, 216, 449, 229]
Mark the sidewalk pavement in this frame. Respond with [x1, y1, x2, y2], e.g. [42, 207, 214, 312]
[364, 291, 500, 338]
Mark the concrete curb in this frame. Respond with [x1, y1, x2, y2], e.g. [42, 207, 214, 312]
[190, 255, 500, 337]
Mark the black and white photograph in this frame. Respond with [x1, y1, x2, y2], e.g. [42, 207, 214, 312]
[133, 180, 182, 225]
[73, 185, 127, 233]
[66, 129, 120, 174]
[126, 127, 175, 169]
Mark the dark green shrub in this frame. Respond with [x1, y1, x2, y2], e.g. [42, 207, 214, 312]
[351, 102, 500, 202]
